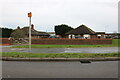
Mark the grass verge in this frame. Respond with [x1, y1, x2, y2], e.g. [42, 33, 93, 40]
[11, 44, 118, 48]
[1, 52, 119, 58]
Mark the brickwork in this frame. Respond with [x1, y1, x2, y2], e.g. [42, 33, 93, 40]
[31, 38, 112, 45]
[0, 38, 12, 45]
[0, 38, 112, 45]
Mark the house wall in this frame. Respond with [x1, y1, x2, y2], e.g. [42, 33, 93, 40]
[25, 35, 49, 38]
[97, 34, 105, 38]
[66, 34, 106, 39]
[91, 35, 97, 39]
[66, 34, 98, 39]
[31, 38, 112, 45]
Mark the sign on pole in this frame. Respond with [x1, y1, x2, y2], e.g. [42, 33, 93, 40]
[28, 12, 32, 51]
[28, 12, 32, 17]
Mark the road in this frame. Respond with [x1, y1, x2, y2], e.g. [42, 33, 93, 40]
[2, 47, 119, 53]
[2, 61, 118, 78]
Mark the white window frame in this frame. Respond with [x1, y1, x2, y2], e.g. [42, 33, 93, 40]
[83, 34, 90, 39]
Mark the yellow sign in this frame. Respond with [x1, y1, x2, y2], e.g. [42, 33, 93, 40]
[28, 12, 32, 17]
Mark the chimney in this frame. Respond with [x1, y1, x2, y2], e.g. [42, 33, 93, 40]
[17, 26, 20, 29]
[31, 24, 34, 30]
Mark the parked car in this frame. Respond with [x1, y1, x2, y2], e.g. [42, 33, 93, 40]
[75, 35, 81, 38]
[113, 36, 120, 39]
[48, 35, 60, 38]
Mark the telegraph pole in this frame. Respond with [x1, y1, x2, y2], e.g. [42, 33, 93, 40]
[28, 12, 32, 51]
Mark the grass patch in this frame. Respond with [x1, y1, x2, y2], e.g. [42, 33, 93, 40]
[11, 44, 116, 48]
[11, 39, 120, 48]
[1, 52, 119, 58]
[112, 39, 120, 46]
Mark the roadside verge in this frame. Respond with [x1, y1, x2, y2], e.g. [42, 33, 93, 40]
[1, 52, 119, 61]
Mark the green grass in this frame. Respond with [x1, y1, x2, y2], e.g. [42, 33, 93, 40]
[11, 39, 120, 48]
[11, 44, 116, 48]
[112, 39, 119, 46]
[1, 52, 119, 58]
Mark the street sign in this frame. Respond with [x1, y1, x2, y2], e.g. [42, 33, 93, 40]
[28, 12, 32, 17]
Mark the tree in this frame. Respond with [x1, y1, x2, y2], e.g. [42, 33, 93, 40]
[0, 27, 13, 38]
[54, 24, 73, 38]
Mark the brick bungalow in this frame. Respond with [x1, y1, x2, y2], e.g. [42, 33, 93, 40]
[65, 25, 106, 39]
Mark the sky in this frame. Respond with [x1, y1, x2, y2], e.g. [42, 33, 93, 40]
[0, 0, 119, 33]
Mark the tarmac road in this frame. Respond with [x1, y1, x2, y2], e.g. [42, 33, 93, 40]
[2, 61, 118, 78]
[1, 47, 119, 53]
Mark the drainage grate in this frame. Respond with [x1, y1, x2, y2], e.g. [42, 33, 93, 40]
[80, 60, 91, 63]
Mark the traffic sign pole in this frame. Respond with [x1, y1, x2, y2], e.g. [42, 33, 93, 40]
[28, 12, 32, 51]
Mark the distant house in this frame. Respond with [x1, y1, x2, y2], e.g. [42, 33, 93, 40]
[112, 33, 120, 39]
[105, 33, 120, 39]
[66, 25, 96, 39]
[96, 32, 106, 39]
[11, 24, 50, 39]
[47, 32, 55, 36]
[65, 25, 106, 39]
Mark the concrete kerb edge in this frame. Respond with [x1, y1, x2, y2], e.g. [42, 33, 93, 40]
[1, 57, 120, 61]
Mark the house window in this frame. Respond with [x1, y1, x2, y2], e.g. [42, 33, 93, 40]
[83, 34, 90, 39]
[97, 34, 101, 38]
[69, 34, 75, 39]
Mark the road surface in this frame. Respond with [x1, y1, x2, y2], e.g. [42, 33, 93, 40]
[1, 47, 119, 53]
[2, 61, 118, 78]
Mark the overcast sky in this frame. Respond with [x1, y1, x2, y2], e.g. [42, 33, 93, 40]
[0, 0, 119, 33]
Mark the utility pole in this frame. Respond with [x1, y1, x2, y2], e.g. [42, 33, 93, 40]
[28, 12, 32, 51]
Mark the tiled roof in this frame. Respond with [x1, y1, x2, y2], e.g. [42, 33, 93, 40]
[11, 26, 50, 36]
[21, 27, 50, 36]
[66, 25, 96, 35]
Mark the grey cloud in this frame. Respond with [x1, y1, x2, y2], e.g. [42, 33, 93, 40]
[0, 0, 119, 32]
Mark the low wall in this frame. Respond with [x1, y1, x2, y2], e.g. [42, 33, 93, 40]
[32, 38, 112, 45]
[0, 38, 112, 45]
[0, 38, 12, 45]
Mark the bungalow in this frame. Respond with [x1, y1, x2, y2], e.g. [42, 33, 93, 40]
[11, 24, 50, 39]
[105, 33, 120, 39]
[65, 25, 106, 39]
